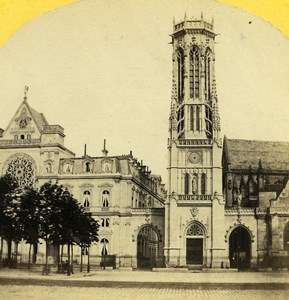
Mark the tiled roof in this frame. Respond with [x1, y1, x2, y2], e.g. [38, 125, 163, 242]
[224, 138, 289, 171]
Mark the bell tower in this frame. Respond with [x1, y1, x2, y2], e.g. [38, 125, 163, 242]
[165, 15, 226, 268]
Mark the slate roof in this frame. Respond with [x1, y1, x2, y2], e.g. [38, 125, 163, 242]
[223, 137, 289, 171]
[28, 104, 49, 130]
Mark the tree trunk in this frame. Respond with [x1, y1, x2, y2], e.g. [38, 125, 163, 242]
[15, 242, 19, 263]
[28, 244, 32, 270]
[87, 247, 90, 273]
[57, 244, 60, 273]
[7, 239, 12, 266]
[0, 237, 3, 261]
[71, 244, 74, 274]
[67, 243, 71, 276]
[44, 239, 49, 275]
[60, 244, 64, 262]
[80, 246, 83, 272]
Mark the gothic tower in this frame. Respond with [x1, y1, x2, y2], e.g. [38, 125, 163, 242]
[165, 15, 226, 268]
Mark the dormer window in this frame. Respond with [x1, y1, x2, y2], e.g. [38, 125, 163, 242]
[83, 160, 93, 173]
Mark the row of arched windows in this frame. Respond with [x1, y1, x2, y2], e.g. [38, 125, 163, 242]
[177, 46, 211, 101]
[184, 173, 206, 195]
[100, 218, 110, 227]
[82, 190, 110, 208]
[14, 134, 31, 140]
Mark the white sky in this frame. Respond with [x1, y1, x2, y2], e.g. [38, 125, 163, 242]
[0, 0, 288, 184]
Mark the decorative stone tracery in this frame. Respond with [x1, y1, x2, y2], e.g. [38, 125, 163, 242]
[4, 154, 36, 187]
[186, 223, 204, 236]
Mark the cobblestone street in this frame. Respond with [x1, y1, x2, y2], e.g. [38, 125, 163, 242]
[0, 269, 288, 300]
[1, 284, 288, 300]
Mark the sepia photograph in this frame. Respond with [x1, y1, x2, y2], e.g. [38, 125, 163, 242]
[0, 0, 288, 299]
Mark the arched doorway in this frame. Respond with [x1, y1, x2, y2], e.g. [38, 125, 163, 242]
[229, 226, 251, 269]
[186, 222, 205, 265]
[137, 226, 159, 269]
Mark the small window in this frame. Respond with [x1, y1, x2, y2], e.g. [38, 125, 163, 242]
[102, 190, 110, 207]
[101, 218, 110, 227]
[86, 162, 91, 172]
[46, 162, 52, 173]
[83, 190, 91, 207]
[27, 134, 31, 140]
[20, 134, 25, 140]
[14, 135, 18, 140]
[100, 238, 109, 256]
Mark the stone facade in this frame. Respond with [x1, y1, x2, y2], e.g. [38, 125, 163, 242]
[0, 98, 166, 269]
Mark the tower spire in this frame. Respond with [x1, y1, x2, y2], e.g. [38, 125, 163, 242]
[23, 86, 29, 102]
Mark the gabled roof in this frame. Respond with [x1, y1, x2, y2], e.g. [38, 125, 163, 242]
[2, 99, 48, 137]
[223, 137, 289, 172]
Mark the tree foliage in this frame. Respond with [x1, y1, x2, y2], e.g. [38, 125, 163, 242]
[0, 176, 99, 269]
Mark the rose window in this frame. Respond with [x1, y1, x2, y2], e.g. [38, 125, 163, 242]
[186, 224, 204, 236]
[6, 156, 35, 187]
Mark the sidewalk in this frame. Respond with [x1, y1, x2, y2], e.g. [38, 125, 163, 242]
[0, 268, 288, 284]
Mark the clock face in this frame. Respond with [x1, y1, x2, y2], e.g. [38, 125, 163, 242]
[188, 151, 202, 164]
[19, 119, 28, 129]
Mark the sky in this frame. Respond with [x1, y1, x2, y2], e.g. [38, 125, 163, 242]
[0, 0, 288, 184]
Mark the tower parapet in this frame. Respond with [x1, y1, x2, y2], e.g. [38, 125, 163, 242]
[173, 18, 214, 36]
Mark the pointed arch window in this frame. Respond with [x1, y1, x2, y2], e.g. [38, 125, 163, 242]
[190, 106, 194, 131]
[205, 49, 211, 101]
[201, 174, 206, 194]
[196, 106, 200, 132]
[190, 46, 200, 98]
[184, 173, 189, 195]
[177, 48, 184, 102]
[192, 175, 198, 195]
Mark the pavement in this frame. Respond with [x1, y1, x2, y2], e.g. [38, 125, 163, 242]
[0, 269, 289, 300]
[0, 268, 288, 287]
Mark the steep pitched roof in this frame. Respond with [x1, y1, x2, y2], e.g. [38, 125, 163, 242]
[224, 137, 289, 171]
[28, 104, 48, 130]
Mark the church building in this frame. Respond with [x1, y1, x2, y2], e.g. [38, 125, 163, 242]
[165, 16, 289, 270]
[0, 15, 289, 270]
